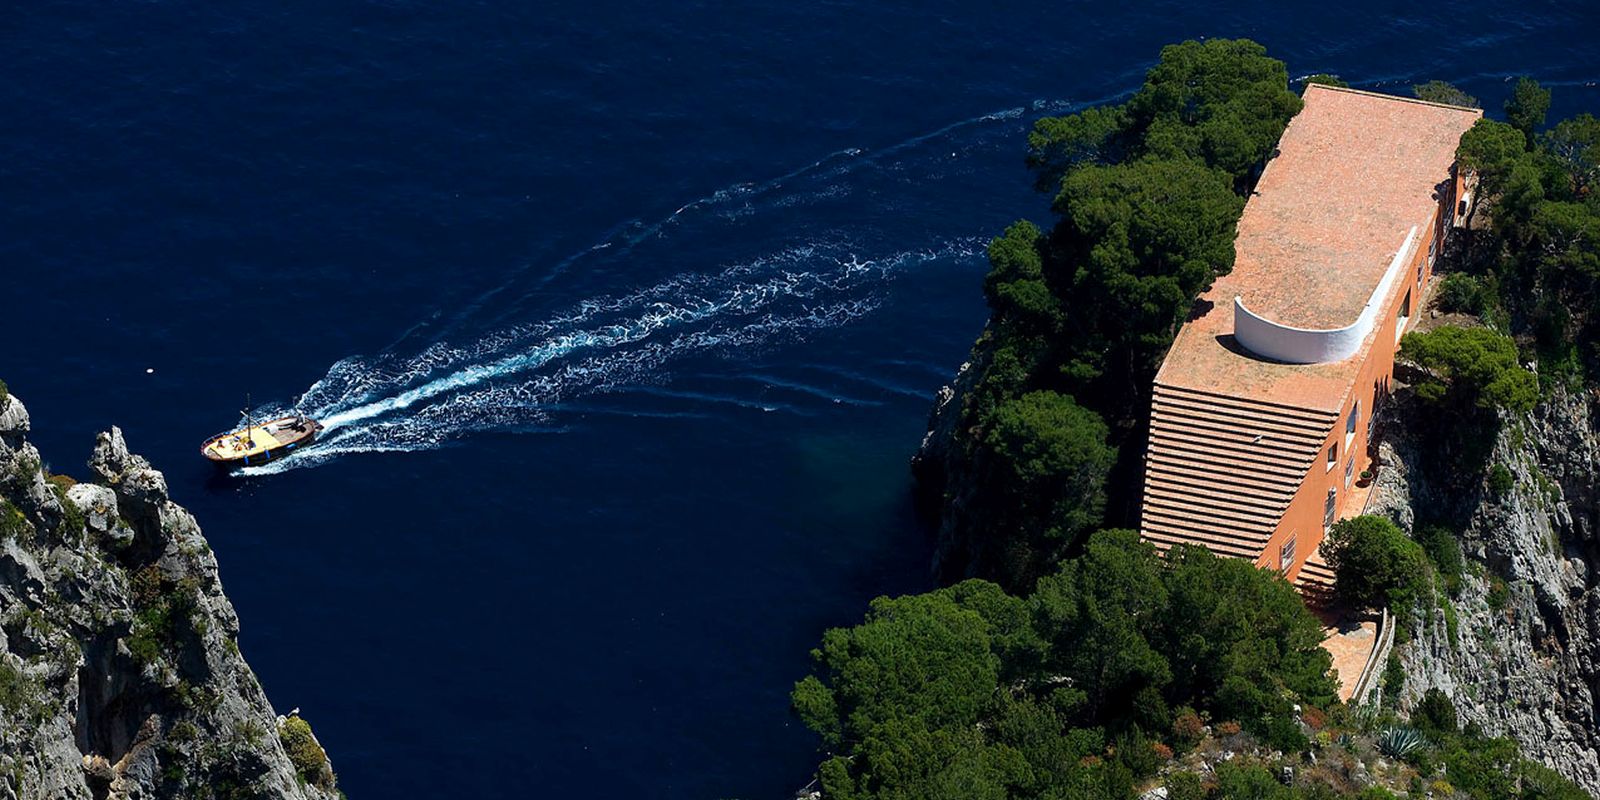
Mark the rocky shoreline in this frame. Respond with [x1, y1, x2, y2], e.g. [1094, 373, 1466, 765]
[0, 391, 339, 800]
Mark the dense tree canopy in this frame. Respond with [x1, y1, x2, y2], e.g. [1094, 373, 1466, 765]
[1505, 76, 1552, 140]
[1450, 81, 1600, 386]
[979, 391, 1115, 550]
[1126, 39, 1303, 182]
[945, 39, 1300, 586]
[1319, 515, 1429, 613]
[794, 531, 1338, 800]
[1399, 326, 1537, 414]
[1049, 159, 1244, 385]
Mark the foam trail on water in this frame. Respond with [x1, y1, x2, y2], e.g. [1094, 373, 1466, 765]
[237, 239, 975, 475]
[228, 95, 1110, 475]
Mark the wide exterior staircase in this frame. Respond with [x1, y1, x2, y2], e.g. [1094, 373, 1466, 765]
[1293, 547, 1339, 607]
[1140, 383, 1336, 567]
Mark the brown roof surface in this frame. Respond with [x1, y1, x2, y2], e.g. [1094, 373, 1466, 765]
[1153, 85, 1481, 413]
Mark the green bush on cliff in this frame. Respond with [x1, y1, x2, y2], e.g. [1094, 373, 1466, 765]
[279, 715, 335, 789]
[1319, 515, 1429, 613]
[1417, 525, 1464, 596]
[1399, 326, 1537, 414]
[1412, 80, 1479, 108]
[0, 379, 8, 407]
[794, 531, 1335, 800]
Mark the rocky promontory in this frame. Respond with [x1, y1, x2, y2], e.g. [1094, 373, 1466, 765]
[0, 390, 338, 799]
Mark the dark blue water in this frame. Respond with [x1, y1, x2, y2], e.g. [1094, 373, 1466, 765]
[4, 2, 1598, 797]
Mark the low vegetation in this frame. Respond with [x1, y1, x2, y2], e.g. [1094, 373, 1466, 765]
[126, 566, 204, 668]
[278, 715, 335, 789]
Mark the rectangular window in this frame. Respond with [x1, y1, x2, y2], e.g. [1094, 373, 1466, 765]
[1397, 289, 1412, 342]
[1345, 456, 1355, 487]
[1324, 489, 1338, 531]
[1280, 534, 1297, 573]
[1345, 401, 1360, 446]
[1326, 442, 1337, 471]
[1369, 384, 1382, 437]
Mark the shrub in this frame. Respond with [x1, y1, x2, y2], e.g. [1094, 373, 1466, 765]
[0, 379, 8, 407]
[278, 716, 334, 789]
[1435, 273, 1487, 315]
[1413, 688, 1458, 736]
[1382, 653, 1405, 706]
[1412, 80, 1479, 108]
[1418, 525, 1463, 596]
[1488, 463, 1514, 497]
[1172, 707, 1205, 748]
[1488, 576, 1510, 611]
[1320, 516, 1430, 612]
[1303, 73, 1349, 88]
[0, 659, 40, 720]
[0, 500, 26, 543]
[1376, 726, 1426, 759]
[1166, 771, 1204, 800]
[1251, 712, 1310, 753]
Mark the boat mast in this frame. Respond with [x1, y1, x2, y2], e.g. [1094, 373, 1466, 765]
[241, 393, 255, 444]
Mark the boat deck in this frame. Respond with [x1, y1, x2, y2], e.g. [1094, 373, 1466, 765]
[202, 417, 318, 462]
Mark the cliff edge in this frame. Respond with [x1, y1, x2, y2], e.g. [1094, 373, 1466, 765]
[1370, 383, 1600, 794]
[0, 391, 339, 800]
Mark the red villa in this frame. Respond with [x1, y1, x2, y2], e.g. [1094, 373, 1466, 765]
[1138, 84, 1482, 595]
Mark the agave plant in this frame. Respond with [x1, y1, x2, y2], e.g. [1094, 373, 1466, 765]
[1376, 726, 1426, 759]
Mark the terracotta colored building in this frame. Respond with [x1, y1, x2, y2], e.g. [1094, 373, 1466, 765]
[1138, 85, 1481, 592]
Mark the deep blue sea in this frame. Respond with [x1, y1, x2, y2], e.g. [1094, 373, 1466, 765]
[4, 2, 1598, 797]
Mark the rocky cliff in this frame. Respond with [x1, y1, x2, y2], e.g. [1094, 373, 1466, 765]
[911, 343, 987, 582]
[1367, 383, 1600, 794]
[0, 391, 338, 800]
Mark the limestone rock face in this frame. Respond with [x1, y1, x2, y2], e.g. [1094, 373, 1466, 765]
[0, 396, 339, 799]
[1368, 387, 1600, 794]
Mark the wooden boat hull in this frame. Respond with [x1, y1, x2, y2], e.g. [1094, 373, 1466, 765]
[201, 416, 324, 467]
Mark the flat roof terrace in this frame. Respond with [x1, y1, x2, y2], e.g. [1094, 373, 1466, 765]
[1154, 85, 1481, 412]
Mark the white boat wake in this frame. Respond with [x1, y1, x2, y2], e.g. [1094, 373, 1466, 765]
[233, 98, 1098, 475]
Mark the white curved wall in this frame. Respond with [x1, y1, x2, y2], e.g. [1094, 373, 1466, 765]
[1232, 226, 1418, 365]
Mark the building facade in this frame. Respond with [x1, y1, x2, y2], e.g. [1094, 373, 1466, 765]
[1138, 85, 1482, 592]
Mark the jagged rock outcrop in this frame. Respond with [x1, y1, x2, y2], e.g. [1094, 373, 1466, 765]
[1368, 385, 1600, 793]
[0, 392, 339, 800]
